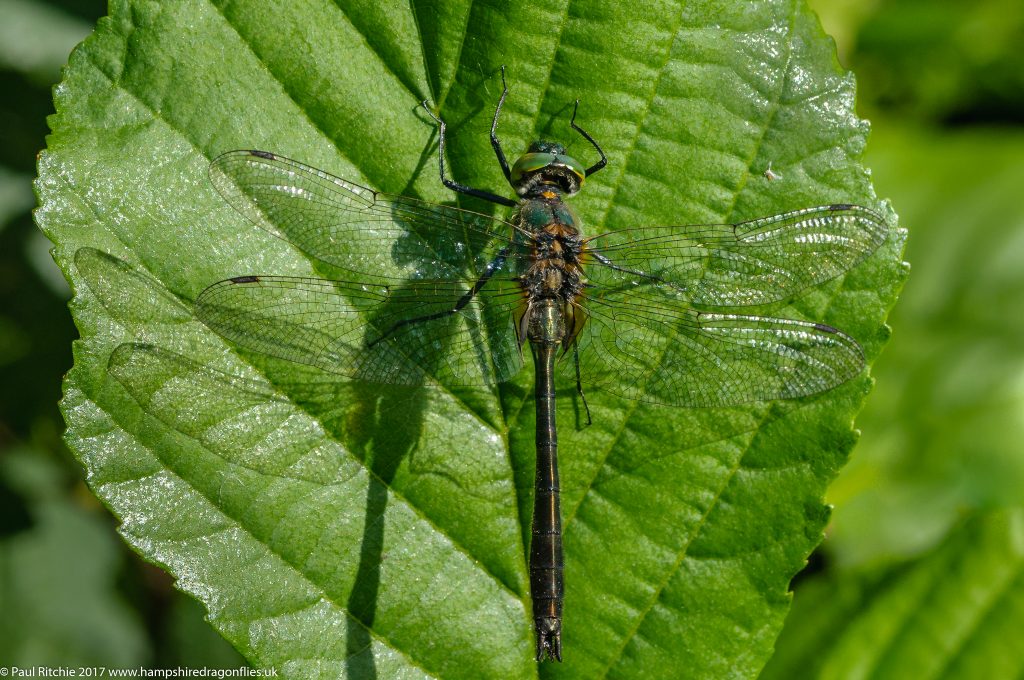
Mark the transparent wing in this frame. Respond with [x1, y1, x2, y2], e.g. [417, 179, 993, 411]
[195, 274, 525, 387]
[585, 204, 888, 307]
[209, 150, 529, 279]
[569, 286, 864, 407]
[107, 343, 365, 482]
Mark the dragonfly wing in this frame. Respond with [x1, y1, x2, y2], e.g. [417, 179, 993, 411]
[209, 150, 524, 279]
[196, 275, 525, 387]
[571, 286, 864, 407]
[585, 204, 888, 307]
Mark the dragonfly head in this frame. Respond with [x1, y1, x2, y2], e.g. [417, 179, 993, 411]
[511, 141, 586, 197]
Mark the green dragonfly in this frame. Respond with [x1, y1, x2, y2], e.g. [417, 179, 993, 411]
[194, 71, 887, 661]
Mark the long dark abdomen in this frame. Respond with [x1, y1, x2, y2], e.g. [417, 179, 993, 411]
[530, 339, 563, 662]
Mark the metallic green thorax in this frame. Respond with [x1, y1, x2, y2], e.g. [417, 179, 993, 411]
[518, 199, 580, 232]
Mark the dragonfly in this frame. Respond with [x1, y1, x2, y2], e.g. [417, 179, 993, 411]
[196, 71, 887, 662]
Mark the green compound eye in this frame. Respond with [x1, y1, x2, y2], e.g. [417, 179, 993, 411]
[510, 152, 586, 187]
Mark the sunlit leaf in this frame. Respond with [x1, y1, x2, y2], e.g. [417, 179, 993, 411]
[37, 1, 902, 677]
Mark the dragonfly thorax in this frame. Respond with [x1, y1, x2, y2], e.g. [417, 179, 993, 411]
[518, 194, 581, 234]
[518, 197, 586, 301]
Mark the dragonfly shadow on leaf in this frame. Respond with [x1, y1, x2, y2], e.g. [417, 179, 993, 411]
[104, 342, 445, 677]
[77, 245, 471, 671]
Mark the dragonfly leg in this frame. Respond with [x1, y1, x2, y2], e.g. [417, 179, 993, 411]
[368, 249, 510, 346]
[421, 101, 517, 208]
[588, 251, 674, 288]
[573, 342, 593, 427]
[570, 100, 608, 177]
[490, 66, 513, 185]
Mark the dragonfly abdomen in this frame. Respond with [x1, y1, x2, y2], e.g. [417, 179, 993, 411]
[529, 300, 567, 661]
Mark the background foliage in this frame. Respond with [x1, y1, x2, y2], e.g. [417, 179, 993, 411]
[1, 0, 1020, 677]
[1, 0, 245, 668]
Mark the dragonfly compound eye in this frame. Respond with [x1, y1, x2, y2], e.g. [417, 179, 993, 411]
[511, 150, 586, 196]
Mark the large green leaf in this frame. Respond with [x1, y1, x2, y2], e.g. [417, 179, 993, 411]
[36, 1, 903, 677]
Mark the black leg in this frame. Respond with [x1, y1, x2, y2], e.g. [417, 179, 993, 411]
[589, 251, 668, 285]
[369, 248, 511, 347]
[573, 342, 593, 427]
[570, 100, 608, 177]
[491, 66, 513, 184]
[421, 101, 517, 208]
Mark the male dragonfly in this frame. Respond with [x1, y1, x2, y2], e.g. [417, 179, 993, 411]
[196, 71, 887, 662]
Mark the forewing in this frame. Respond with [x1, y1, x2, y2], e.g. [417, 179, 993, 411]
[585, 204, 888, 307]
[209, 150, 524, 279]
[570, 287, 864, 407]
[195, 275, 525, 387]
